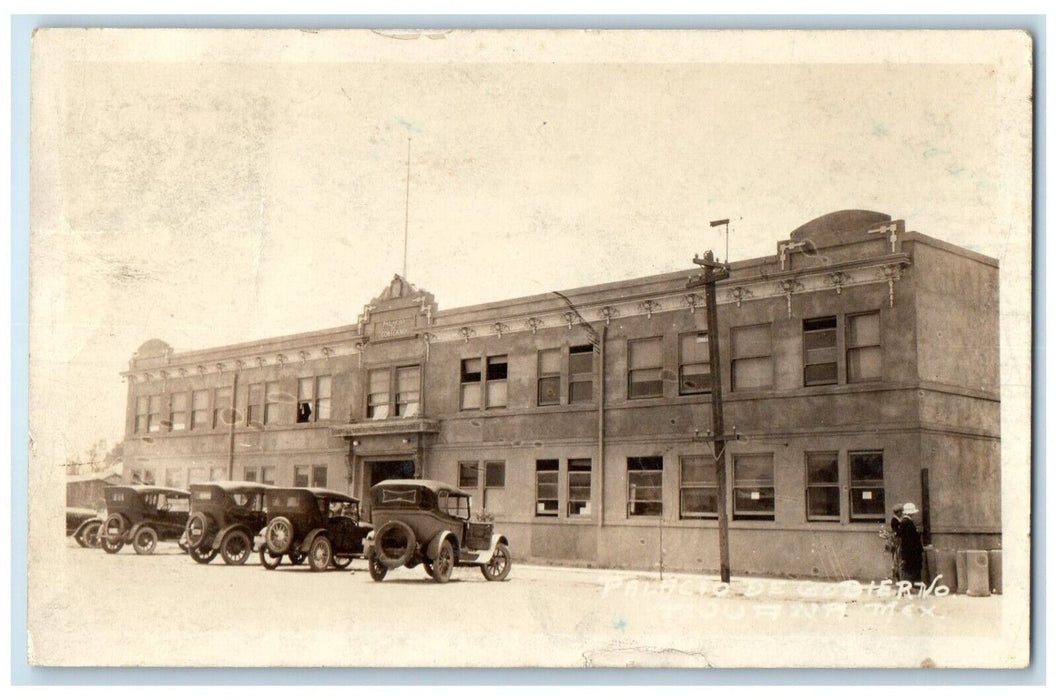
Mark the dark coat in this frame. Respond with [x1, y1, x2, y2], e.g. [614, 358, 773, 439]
[897, 517, 923, 569]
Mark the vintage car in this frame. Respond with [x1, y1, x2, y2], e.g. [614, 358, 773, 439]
[364, 479, 511, 583]
[67, 507, 102, 548]
[100, 485, 191, 555]
[260, 488, 372, 571]
[184, 481, 274, 565]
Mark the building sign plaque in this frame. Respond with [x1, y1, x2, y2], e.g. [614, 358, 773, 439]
[373, 316, 416, 339]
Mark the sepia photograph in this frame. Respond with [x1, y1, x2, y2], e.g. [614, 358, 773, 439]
[25, 26, 1033, 669]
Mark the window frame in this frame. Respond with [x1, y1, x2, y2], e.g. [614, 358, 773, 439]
[263, 381, 280, 425]
[484, 460, 506, 488]
[567, 458, 592, 517]
[803, 317, 839, 387]
[485, 355, 508, 409]
[678, 332, 711, 396]
[213, 387, 233, 430]
[459, 358, 483, 410]
[626, 456, 663, 517]
[846, 311, 883, 383]
[804, 451, 841, 522]
[679, 454, 718, 520]
[537, 349, 561, 406]
[246, 383, 264, 426]
[848, 450, 885, 522]
[134, 395, 148, 434]
[535, 459, 559, 517]
[367, 368, 392, 420]
[627, 337, 664, 400]
[395, 366, 421, 417]
[731, 323, 774, 392]
[458, 461, 479, 490]
[146, 394, 163, 433]
[732, 452, 776, 521]
[191, 390, 210, 430]
[567, 345, 595, 404]
[169, 392, 188, 431]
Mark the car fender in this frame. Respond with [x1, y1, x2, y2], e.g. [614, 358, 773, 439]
[484, 534, 510, 559]
[426, 530, 458, 561]
[127, 521, 150, 543]
[210, 523, 253, 551]
[253, 526, 268, 551]
[362, 530, 376, 556]
[72, 518, 103, 540]
[297, 527, 329, 554]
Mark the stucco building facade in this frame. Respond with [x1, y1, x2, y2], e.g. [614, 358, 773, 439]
[121, 210, 1000, 580]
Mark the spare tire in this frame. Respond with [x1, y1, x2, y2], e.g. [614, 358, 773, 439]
[185, 513, 212, 548]
[103, 513, 127, 543]
[373, 520, 416, 569]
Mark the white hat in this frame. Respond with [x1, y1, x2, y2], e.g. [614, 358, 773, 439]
[903, 502, 919, 515]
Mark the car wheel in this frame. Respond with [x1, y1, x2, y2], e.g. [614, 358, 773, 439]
[132, 527, 159, 555]
[430, 540, 455, 583]
[83, 522, 101, 548]
[100, 536, 124, 554]
[220, 530, 252, 566]
[423, 559, 435, 578]
[373, 520, 416, 568]
[308, 536, 333, 572]
[332, 555, 353, 570]
[265, 517, 294, 555]
[259, 547, 282, 570]
[74, 528, 88, 548]
[188, 545, 217, 564]
[288, 551, 306, 566]
[481, 543, 511, 581]
[368, 551, 387, 581]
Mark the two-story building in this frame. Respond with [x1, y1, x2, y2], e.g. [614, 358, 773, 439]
[121, 210, 1000, 579]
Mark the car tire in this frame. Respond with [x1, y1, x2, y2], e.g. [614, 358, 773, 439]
[220, 530, 252, 565]
[481, 543, 511, 581]
[82, 522, 101, 549]
[265, 517, 294, 555]
[188, 545, 217, 564]
[308, 536, 333, 572]
[367, 551, 387, 581]
[185, 513, 211, 549]
[430, 540, 455, 583]
[288, 550, 305, 566]
[132, 526, 159, 555]
[259, 547, 282, 570]
[74, 527, 88, 548]
[332, 555, 353, 570]
[373, 520, 416, 569]
[101, 514, 126, 554]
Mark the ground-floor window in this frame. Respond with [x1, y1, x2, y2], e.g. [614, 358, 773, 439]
[485, 461, 506, 488]
[732, 453, 775, 521]
[849, 450, 885, 521]
[535, 459, 559, 517]
[567, 459, 592, 516]
[458, 461, 478, 489]
[244, 467, 257, 483]
[165, 468, 183, 488]
[805, 452, 840, 521]
[129, 468, 156, 485]
[679, 455, 717, 519]
[260, 466, 276, 485]
[627, 456, 663, 516]
[209, 466, 226, 481]
[294, 464, 328, 488]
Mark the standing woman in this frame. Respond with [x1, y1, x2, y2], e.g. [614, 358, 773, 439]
[888, 506, 904, 580]
[897, 502, 924, 583]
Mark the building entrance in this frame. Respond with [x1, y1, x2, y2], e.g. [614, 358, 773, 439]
[363, 460, 416, 519]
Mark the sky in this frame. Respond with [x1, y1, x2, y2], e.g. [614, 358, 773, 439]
[28, 29, 1031, 460]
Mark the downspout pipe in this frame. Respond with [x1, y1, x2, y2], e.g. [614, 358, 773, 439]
[226, 369, 239, 480]
[597, 323, 607, 531]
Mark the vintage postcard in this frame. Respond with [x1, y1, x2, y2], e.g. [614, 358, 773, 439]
[27, 28, 1032, 668]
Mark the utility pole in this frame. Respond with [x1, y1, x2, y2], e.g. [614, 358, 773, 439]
[689, 243, 732, 583]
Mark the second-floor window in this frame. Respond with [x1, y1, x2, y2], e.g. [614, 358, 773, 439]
[628, 337, 663, 399]
[169, 392, 188, 431]
[396, 366, 421, 417]
[264, 381, 280, 425]
[213, 387, 232, 429]
[247, 383, 263, 425]
[147, 395, 162, 433]
[679, 332, 710, 395]
[191, 390, 209, 430]
[134, 396, 148, 433]
[297, 375, 332, 423]
[847, 312, 882, 382]
[368, 369, 391, 419]
[731, 324, 773, 391]
[803, 317, 838, 386]
[461, 355, 507, 410]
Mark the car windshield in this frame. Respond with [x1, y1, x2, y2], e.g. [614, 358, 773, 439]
[445, 495, 471, 520]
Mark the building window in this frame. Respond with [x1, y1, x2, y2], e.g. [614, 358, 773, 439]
[191, 390, 209, 430]
[213, 387, 232, 429]
[732, 453, 775, 521]
[679, 455, 717, 519]
[566, 345, 593, 403]
[486, 356, 508, 408]
[260, 466, 276, 485]
[135, 396, 148, 433]
[803, 317, 838, 386]
[147, 395, 162, 433]
[169, 392, 188, 431]
[264, 382, 281, 425]
[458, 461, 479, 489]
[396, 366, 421, 417]
[628, 337, 663, 399]
[535, 459, 559, 517]
[849, 451, 885, 521]
[537, 349, 561, 405]
[165, 468, 183, 488]
[130, 468, 156, 485]
[209, 467, 226, 481]
[847, 312, 882, 382]
[244, 467, 257, 483]
[460, 358, 482, 410]
[294, 465, 310, 487]
[805, 452, 840, 521]
[567, 459, 592, 516]
[627, 456, 663, 516]
[247, 383, 263, 425]
[485, 461, 506, 488]
[731, 324, 773, 391]
[679, 332, 710, 395]
[297, 378, 314, 423]
[312, 465, 327, 488]
[367, 369, 390, 419]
